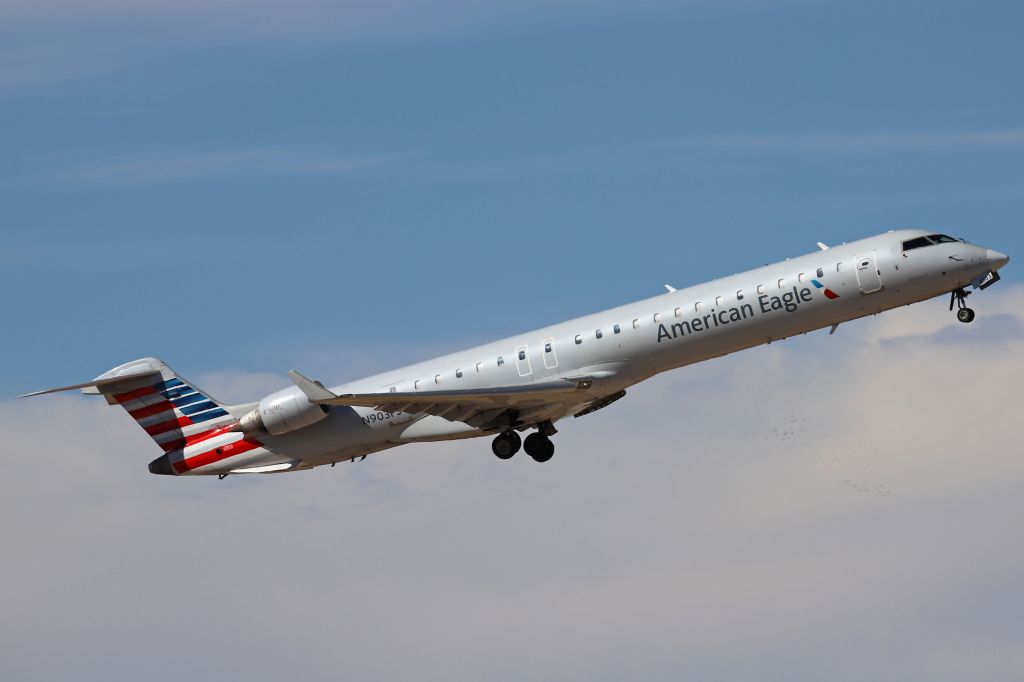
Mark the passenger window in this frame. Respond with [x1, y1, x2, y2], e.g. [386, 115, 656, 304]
[737, 290, 744, 300]
[674, 307, 682, 317]
[518, 350, 526, 360]
[757, 284, 766, 294]
[390, 386, 397, 393]
[414, 380, 421, 390]
[456, 369, 463, 378]
[575, 335, 582, 344]
[632, 319, 639, 329]
[798, 273, 808, 283]
[816, 267, 824, 278]
[695, 302, 704, 312]
[777, 278, 785, 288]
[475, 362, 483, 373]
[715, 296, 723, 306]
[614, 324, 621, 334]
[497, 357, 504, 366]
[595, 329, 603, 339]
[435, 374, 441, 384]
[654, 313, 661, 323]
[544, 342, 552, 353]
[836, 262, 843, 272]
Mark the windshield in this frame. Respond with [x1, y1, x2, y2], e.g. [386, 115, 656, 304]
[902, 234, 962, 251]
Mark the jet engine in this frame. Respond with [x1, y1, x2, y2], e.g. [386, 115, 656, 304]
[237, 387, 330, 436]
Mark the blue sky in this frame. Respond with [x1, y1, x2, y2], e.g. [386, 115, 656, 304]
[3, 0, 1022, 394]
[2, 3, 1024, 680]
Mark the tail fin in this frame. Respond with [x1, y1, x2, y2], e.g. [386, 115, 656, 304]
[95, 358, 238, 453]
[24, 357, 239, 453]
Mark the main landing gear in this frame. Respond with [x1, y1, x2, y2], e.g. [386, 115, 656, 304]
[950, 288, 976, 324]
[523, 432, 555, 463]
[491, 424, 556, 462]
[491, 431, 521, 459]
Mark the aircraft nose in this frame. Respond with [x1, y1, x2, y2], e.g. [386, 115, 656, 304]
[148, 453, 176, 475]
[986, 249, 1010, 270]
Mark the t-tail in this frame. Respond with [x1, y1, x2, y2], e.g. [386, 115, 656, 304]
[20, 358, 292, 476]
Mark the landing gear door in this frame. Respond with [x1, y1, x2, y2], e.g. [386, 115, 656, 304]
[855, 251, 883, 294]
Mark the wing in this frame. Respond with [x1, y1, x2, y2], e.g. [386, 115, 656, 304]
[288, 370, 595, 430]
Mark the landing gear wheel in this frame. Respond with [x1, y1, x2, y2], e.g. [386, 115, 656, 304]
[950, 288, 976, 323]
[957, 307, 976, 324]
[524, 432, 555, 463]
[491, 431, 521, 459]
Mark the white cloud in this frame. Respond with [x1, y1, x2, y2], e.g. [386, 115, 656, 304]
[1, 284, 1022, 680]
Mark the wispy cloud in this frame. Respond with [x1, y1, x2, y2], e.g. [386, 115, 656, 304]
[654, 128, 1024, 154]
[0, 0, 692, 90]
[55, 146, 408, 187]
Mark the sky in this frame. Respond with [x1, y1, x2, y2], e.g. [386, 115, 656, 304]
[1, 1, 1023, 680]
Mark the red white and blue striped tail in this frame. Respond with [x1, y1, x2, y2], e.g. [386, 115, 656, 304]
[20, 357, 297, 476]
[90, 359, 239, 454]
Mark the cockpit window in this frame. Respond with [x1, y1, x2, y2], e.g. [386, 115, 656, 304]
[903, 234, 962, 251]
[902, 237, 933, 251]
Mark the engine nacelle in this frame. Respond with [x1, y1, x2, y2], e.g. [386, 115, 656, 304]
[237, 386, 330, 436]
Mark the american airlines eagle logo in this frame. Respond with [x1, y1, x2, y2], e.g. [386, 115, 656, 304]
[811, 279, 840, 299]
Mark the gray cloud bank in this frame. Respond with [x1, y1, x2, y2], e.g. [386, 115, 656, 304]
[1, 286, 1022, 680]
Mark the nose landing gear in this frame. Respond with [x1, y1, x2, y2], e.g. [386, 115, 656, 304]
[950, 288, 976, 323]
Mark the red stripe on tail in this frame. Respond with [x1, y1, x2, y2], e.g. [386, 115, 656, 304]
[143, 415, 195, 436]
[129, 401, 176, 420]
[112, 385, 160, 404]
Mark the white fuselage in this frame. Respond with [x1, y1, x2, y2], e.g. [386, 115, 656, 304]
[196, 229, 1007, 474]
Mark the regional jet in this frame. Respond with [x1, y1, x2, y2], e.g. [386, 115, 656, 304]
[22, 229, 1010, 477]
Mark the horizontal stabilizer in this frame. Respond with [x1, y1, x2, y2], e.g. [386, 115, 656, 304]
[19, 371, 160, 398]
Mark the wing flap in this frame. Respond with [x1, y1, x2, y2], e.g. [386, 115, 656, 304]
[288, 369, 588, 429]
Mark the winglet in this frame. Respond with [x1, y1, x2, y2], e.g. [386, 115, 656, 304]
[817, 241, 830, 251]
[664, 284, 677, 293]
[287, 370, 338, 403]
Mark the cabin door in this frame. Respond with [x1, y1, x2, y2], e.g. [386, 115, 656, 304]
[855, 251, 883, 294]
[514, 344, 532, 377]
[542, 337, 558, 370]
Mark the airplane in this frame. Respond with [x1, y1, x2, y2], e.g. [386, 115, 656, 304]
[22, 229, 1009, 478]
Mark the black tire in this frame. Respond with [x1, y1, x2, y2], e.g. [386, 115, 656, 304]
[524, 432, 554, 462]
[957, 307, 976, 323]
[491, 431, 520, 459]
